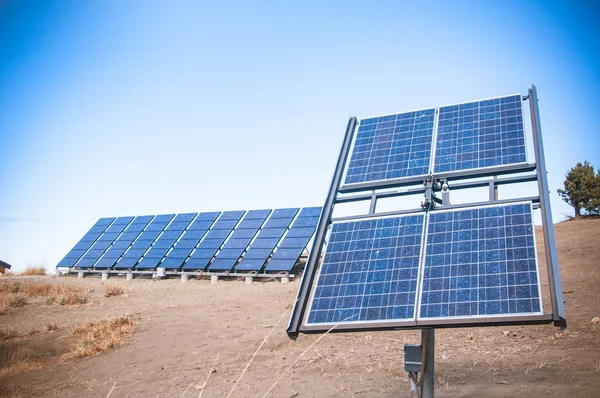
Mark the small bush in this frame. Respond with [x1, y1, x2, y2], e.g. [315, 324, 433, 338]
[64, 315, 134, 360]
[45, 322, 59, 332]
[103, 284, 125, 298]
[19, 266, 47, 276]
[9, 295, 27, 308]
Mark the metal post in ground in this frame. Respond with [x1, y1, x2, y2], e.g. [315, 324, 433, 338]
[421, 329, 435, 398]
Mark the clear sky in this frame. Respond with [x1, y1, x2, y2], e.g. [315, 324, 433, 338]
[1, 1, 599, 272]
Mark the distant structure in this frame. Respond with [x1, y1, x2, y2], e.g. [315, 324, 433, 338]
[0, 259, 12, 274]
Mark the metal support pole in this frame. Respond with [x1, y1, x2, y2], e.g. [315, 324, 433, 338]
[101, 271, 109, 281]
[369, 190, 377, 214]
[287, 117, 358, 338]
[421, 329, 435, 398]
[528, 85, 567, 328]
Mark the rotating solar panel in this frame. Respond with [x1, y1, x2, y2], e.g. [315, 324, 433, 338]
[136, 213, 196, 270]
[208, 209, 272, 271]
[419, 202, 541, 320]
[95, 215, 155, 269]
[433, 94, 526, 173]
[114, 214, 175, 269]
[183, 211, 245, 270]
[264, 207, 322, 272]
[235, 208, 300, 272]
[75, 216, 134, 269]
[162, 212, 221, 269]
[57, 217, 115, 267]
[344, 109, 435, 185]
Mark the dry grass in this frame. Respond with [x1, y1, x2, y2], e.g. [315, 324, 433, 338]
[103, 284, 125, 297]
[0, 328, 20, 341]
[64, 315, 134, 360]
[19, 265, 47, 276]
[0, 341, 49, 375]
[0, 281, 88, 315]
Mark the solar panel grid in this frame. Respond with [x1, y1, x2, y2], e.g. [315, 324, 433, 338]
[94, 215, 154, 269]
[434, 95, 526, 173]
[307, 214, 425, 324]
[419, 203, 541, 319]
[344, 109, 436, 185]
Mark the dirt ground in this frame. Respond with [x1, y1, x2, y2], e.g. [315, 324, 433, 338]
[1, 218, 599, 397]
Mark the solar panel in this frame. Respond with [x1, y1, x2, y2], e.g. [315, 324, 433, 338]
[114, 214, 175, 269]
[183, 211, 245, 270]
[344, 109, 436, 185]
[235, 208, 300, 272]
[306, 213, 425, 325]
[136, 214, 195, 270]
[94, 215, 154, 269]
[419, 202, 541, 319]
[208, 210, 272, 271]
[264, 207, 321, 272]
[74, 216, 133, 269]
[433, 94, 526, 173]
[56, 217, 117, 267]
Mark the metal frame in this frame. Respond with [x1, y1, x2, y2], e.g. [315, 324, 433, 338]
[287, 85, 566, 338]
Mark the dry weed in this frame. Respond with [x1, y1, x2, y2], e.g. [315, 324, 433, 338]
[0, 341, 47, 375]
[45, 322, 60, 332]
[103, 284, 125, 297]
[64, 315, 134, 360]
[19, 265, 47, 276]
[0, 328, 20, 340]
[0, 281, 89, 314]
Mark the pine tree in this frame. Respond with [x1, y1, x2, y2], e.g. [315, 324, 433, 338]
[557, 161, 600, 218]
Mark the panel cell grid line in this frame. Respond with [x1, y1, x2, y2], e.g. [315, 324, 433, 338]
[208, 210, 272, 271]
[419, 202, 541, 319]
[75, 216, 133, 269]
[306, 213, 425, 325]
[57, 217, 116, 267]
[434, 94, 526, 173]
[162, 212, 221, 269]
[235, 208, 300, 272]
[94, 215, 154, 269]
[114, 214, 175, 269]
[183, 211, 245, 270]
[264, 207, 322, 272]
[344, 109, 435, 185]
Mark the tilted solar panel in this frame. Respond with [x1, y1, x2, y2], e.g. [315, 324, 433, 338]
[235, 208, 300, 272]
[183, 211, 245, 270]
[75, 216, 134, 269]
[344, 109, 435, 185]
[114, 214, 175, 269]
[95, 215, 154, 269]
[136, 213, 196, 270]
[208, 210, 272, 271]
[306, 214, 425, 325]
[161, 212, 221, 269]
[304, 202, 542, 329]
[433, 95, 526, 173]
[264, 207, 321, 272]
[420, 202, 541, 319]
[57, 217, 116, 267]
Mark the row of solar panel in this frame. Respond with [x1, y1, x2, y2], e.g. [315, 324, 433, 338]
[344, 94, 527, 185]
[306, 202, 541, 326]
[57, 207, 321, 273]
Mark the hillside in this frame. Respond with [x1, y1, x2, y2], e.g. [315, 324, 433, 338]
[1, 218, 599, 397]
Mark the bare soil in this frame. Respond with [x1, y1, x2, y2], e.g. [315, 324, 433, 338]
[1, 218, 599, 397]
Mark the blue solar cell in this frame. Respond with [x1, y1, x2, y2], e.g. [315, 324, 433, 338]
[95, 257, 118, 268]
[154, 214, 175, 223]
[152, 239, 177, 249]
[271, 208, 300, 218]
[81, 232, 102, 242]
[204, 229, 231, 239]
[197, 238, 226, 249]
[306, 214, 425, 325]
[228, 229, 257, 239]
[219, 211, 246, 220]
[245, 209, 272, 219]
[182, 230, 209, 240]
[173, 213, 197, 222]
[136, 258, 161, 269]
[89, 240, 112, 251]
[145, 222, 169, 232]
[174, 239, 198, 249]
[98, 232, 120, 242]
[263, 218, 296, 229]
[160, 230, 183, 240]
[249, 237, 282, 249]
[242, 248, 274, 259]
[73, 241, 94, 251]
[269, 248, 304, 259]
[113, 216, 134, 225]
[433, 95, 526, 174]
[211, 219, 240, 230]
[189, 220, 215, 230]
[161, 258, 185, 268]
[166, 248, 192, 259]
[299, 207, 322, 217]
[89, 225, 109, 234]
[217, 248, 246, 259]
[182, 258, 210, 270]
[132, 215, 154, 224]
[95, 217, 115, 226]
[344, 110, 435, 185]
[105, 223, 128, 234]
[131, 240, 154, 249]
[258, 228, 287, 239]
[124, 223, 146, 233]
[237, 218, 267, 229]
[114, 258, 138, 268]
[292, 217, 319, 228]
[144, 247, 170, 259]
[419, 203, 541, 319]
[117, 232, 139, 242]
[166, 221, 191, 231]
[195, 212, 221, 221]
[278, 237, 311, 249]
[138, 230, 161, 241]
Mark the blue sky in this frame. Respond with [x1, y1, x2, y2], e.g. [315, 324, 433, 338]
[1, 1, 599, 271]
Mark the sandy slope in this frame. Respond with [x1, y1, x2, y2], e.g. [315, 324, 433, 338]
[1, 218, 599, 397]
